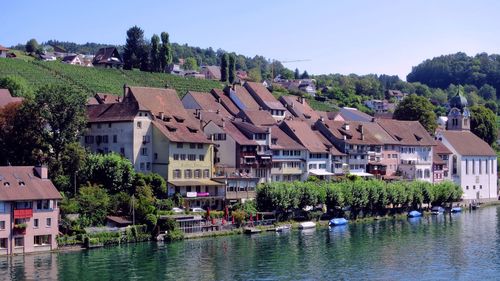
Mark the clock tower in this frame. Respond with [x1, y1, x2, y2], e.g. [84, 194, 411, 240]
[447, 91, 470, 131]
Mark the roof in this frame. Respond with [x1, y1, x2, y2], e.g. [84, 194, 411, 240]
[441, 130, 495, 156]
[185, 91, 231, 117]
[221, 121, 257, 146]
[280, 95, 321, 123]
[313, 130, 345, 156]
[377, 119, 435, 146]
[0, 89, 23, 108]
[168, 179, 224, 186]
[280, 120, 329, 153]
[62, 55, 78, 62]
[339, 107, 373, 122]
[237, 110, 276, 126]
[321, 120, 398, 145]
[106, 216, 132, 225]
[201, 66, 221, 80]
[269, 125, 305, 150]
[434, 141, 452, 155]
[92, 47, 123, 65]
[211, 88, 240, 116]
[87, 93, 122, 105]
[227, 85, 260, 110]
[152, 119, 212, 144]
[233, 121, 268, 135]
[244, 82, 286, 110]
[0, 166, 62, 201]
[86, 102, 139, 123]
[0, 45, 9, 51]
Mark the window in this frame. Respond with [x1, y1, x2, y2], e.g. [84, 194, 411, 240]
[387, 154, 391, 159]
[14, 237, 24, 247]
[34, 219, 39, 228]
[137, 121, 142, 129]
[0, 221, 4, 230]
[140, 162, 145, 170]
[203, 169, 210, 178]
[84, 136, 94, 144]
[154, 153, 158, 160]
[113, 135, 117, 143]
[177, 143, 183, 148]
[424, 169, 430, 178]
[188, 154, 196, 161]
[102, 135, 108, 143]
[108, 123, 112, 128]
[198, 155, 205, 161]
[213, 133, 227, 141]
[141, 148, 148, 156]
[173, 169, 181, 179]
[146, 162, 151, 170]
[185, 170, 192, 179]
[0, 202, 5, 213]
[120, 147, 125, 155]
[180, 154, 186, 161]
[480, 185, 483, 189]
[466, 159, 469, 175]
[197, 143, 203, 149]
[392, 154, 397, 158]
[173, 154, 179, 160]
[472, 159, 475, 174]
[486, 159, 490, 174]
[0, 238, 7, 249]
[308, 164, 317, 169]
[194, 169, 201, 179]
[97, 123, 101, 129]
[190, 143, 196, 149]
[319, 164, 326, 169]
[143, 135, 150, 143]
[466, 186, 469, 190]
[479, 159, 482, 174]
[34, 235, 51, 246]
[46, 218, 51, 227]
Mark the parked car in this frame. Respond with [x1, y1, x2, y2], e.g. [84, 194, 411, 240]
[190, 207, 205, 213]
[172, 207, 184, 213]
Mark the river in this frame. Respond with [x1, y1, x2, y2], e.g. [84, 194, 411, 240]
[1, 206, 500, 280]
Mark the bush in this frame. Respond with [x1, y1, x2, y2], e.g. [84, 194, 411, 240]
[232, 210, 246, 226]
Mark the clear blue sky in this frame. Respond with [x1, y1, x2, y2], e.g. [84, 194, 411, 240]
[2, 0, 499, 79]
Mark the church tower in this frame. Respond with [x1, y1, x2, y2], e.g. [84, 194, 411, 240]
[447, 91, 470, 131]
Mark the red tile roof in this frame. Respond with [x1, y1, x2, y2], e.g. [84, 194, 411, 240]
[269, 125, 305, 150]
[0, 89, 23, 108]
[0, 45, 9, 51]
[377, 119, 435, 146]
[86, 102, 139, 123]
[313, 130, 345, 156]
[211, 89, 240, 116]
[0, 166, 62, 201]
[280, 120, 329, 153]
[237, 109, 276, 126]
[227, 84, 260, 110]
[441, 130, 495, 156]
[185, 91, 231, 117]
[320, 120, 398, 145]
[244, 82, 286, 110]
[280, 95, 321, 123]
[434, 141, 452, 155]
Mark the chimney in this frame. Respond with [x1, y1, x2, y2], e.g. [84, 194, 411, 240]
[359, 124, 364, 140]
[343, 123, 350, 131]
[195, 109, 200, 119]
[320, 116, 324, 122]
[216, 109, 220, 115]
[217, 97, 221, 104]
[159, 111, 164, 120]
[34, 164, 48, 179]
[291, 102, 295, 109]
[123, 84, 129, 100]
[222, 118, 225, 128]
[299, 96, 304, 104]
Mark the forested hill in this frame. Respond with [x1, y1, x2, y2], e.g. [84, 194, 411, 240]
[407, 52, 500, 97]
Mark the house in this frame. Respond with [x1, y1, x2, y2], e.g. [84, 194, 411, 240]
[386, 90, 407, 102]
[435, 92, 497, 201]
[210, 89, 241, 116]
[200, 66, 221, 81]
[0, 45, 9, 58]
[212, 174, 259, 204]
[167, 64, 183, 76]
[92, 47, 123, 68]
[269, 125, 307, 182]
[237, 110, 276, 126]
[236, 70, 248, 81]
[339, 107, 373, 122]
[279, 120, 336, 180]
[184, 71, 205, 79]
[432, 142, 452, 183]
[39, 53, 56, 61]
[86, 93, 121, 105]
[0, 89, 24, 108]
[0, 165, 62, 255]
[225, 84, 261, 111]
[279, 95, 322, 125]
[377, 119, 435, 182]
[364, 99, 394, 114]
[244, 82, 287, 120]
[298, 80, 316, 96]
[61, 55, 82, 65]
[181, 91, 232, 119]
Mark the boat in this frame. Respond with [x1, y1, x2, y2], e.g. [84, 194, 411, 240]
[451, 207, 462, 213]
[431, 206, 445, 215]
[298, 221, 316, 229]
[244, 227, 262, 234]
[408, 210, 422, 218]
[275, 224, 291, 232]
[329, 218, 348, 226]
[471, 201, 480, 210]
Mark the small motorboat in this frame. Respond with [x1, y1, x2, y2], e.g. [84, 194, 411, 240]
[298, 221, 316, 229]
[329, 218, 348, 226]
[431, 206, 445, 215]
[408, 210, 422, 218]
[275, 224, 291, 232]
[451, 207, 462, 213]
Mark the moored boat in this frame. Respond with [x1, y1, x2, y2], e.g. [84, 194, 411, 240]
[451, 207, 462, 213]
[298, 221, 316, 229]
[408, 210, 422, 218]
[275, 224, 291, 232]
[329, 218, 348, 226]
[431, 206, 445, 215]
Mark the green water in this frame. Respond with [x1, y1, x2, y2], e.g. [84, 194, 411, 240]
[2, 206, 500, 280]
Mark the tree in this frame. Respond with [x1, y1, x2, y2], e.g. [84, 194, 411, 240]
[77, 183, 110, 227]
[25, 39, 39, 54]
[248, 67, 262, 82]
[160, 32, 173, 72]
[300, 70, 310, 79]
[479, 84, 496, 100]
[393, 94, 437, 133]
[149, 34, 161, 72]
[294, 68, 300, 79]
[470, 105, 497, 145]
[123, 26, 147, 70]
[484, 101, 498, 114]
[183, 57, 198, 71]
[0, 76, 33, 99]
[228, 54, 236, 84]
[220, 53, 228, 82]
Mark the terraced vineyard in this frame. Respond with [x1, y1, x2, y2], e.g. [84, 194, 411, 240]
[0, 58, 223, 96]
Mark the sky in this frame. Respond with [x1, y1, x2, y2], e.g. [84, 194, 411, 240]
[1, 0, 500, 79]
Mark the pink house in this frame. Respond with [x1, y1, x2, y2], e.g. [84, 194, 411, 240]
[0, 166, 61, 255]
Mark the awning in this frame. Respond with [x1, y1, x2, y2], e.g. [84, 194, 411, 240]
[260, 156, 271, 159]
[168, 179, 225, 187]
[309, 169, 335, 176]
[349, 171, 374, 177]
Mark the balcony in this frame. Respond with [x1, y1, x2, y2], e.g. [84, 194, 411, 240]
[14, 209, 33, 219]
[13, 224, 27, 235]
[225, 190, 256, 200]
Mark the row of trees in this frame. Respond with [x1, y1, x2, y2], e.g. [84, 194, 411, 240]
[123, 26, 173, 72]
[256, 179, 463, 219]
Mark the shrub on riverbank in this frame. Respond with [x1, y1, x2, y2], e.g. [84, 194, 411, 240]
[256, 179, 462, 219]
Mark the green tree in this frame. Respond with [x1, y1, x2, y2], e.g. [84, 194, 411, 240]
[470, 105, 497, 145]
[294, 68, 300, 79]
[220, 53, 228, 82]
[300, 70, 310, 79]
[479, 84, 496, 100]
[0, 76, 33, 99]
[228, 54, 236, 84]
[77, 183, 110, 226]
[183, 57, 198, 71]
[160, 32, 173, 72]
[248, 67, 262, 82]
[123, 26, 147, 70]
[484, 101, 498, 114]
[393, 94, 437, 133]
[149, 34, 161, 72]
[25, 38, 39, 54]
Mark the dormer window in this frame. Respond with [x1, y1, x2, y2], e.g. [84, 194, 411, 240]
[19, 181, 25, 187]
[174, 116, 185, 123]
[165, 125, 177, 132]
[187, 126, 198, 133]
[3, 182, 9, 187]
[414, 134, 422, 141]
[271, 138, 277, 145]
